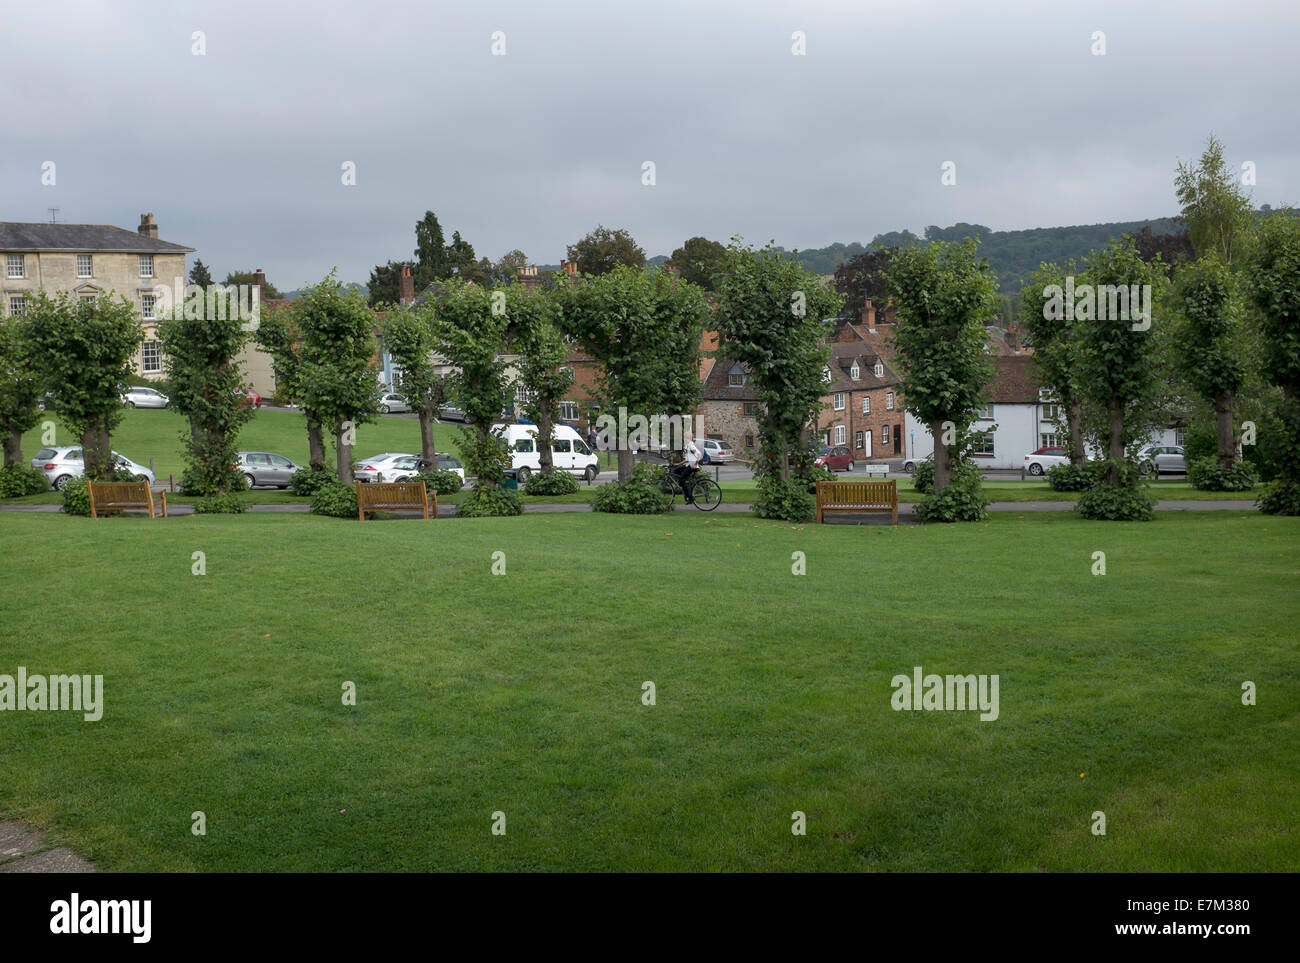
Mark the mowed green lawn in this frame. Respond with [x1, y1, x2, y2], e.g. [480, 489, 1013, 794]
[0, 510, 1296, 872]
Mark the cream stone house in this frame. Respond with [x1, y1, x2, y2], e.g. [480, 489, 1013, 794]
[0, 213, 192, 382]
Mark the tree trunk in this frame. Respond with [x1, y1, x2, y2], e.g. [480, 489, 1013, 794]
[930, 419, 953, 492]
[1214, 390, 1236, 468]
[81, 419, 113, 481]
[3, 428, 21, 468]
[1067, 397, 1086, 465]
[1107, 397, 1124, 485]
[537, 407, 555, 473]
[336, 427, 354, 484]
[306, 411, 326, 470]
[617, 448, 634, 482]
[418, 408, 437, 465]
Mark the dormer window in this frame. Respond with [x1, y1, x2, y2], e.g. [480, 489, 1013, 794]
[728, 364, 746, 387]
[873, 362, 884, 377]
[850, 364, 860, 380]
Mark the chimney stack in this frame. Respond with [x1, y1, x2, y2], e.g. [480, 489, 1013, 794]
[562, 260, 578, 276]
[519, 264, 539, 292]
[138, 212, 158, 240]
[253, 268, 267, 301]
[398, 264, 414, 305]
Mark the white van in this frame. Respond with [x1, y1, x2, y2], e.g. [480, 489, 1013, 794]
[493, 423, 601, 482]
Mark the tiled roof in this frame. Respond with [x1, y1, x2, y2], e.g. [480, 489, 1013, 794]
[702, 357, 760, 400]
[987, 355, 1044, 404]
[0, 222, 193, 253]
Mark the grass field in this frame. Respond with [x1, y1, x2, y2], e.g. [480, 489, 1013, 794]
[1, 509, 1296, 872]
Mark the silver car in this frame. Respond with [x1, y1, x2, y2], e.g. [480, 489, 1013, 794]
[1137, 444, 1186, 476]
[353, 452, 416, 484]
[121, 385, 169, 408]
[378, 392, 411, 414]
[234, 451, 300, 489]
[30, 446, 155, 490]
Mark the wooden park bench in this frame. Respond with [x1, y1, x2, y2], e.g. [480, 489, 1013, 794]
[354, 480, 436, 521]
[815, 479, 897, 525]
[87, 480, 167, 518]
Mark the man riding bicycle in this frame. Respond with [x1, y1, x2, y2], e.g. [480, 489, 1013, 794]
[671, 437, 705, 504]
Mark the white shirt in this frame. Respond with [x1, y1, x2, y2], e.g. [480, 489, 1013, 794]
[684, 441, 703, 469]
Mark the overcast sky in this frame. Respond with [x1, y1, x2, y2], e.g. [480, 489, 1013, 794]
[3, 0, 1297, 289]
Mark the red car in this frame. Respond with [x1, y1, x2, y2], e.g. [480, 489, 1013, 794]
[815, 445, 856, 472]
[236, 388, 262, 409]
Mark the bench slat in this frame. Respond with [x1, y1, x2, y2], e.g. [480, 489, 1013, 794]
[355, 481, 436, 520]
[87, 481, 165, 519]
[815, 480, 897, 525]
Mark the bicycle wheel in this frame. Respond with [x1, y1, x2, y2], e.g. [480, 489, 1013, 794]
[689, 476, 722, 511]
[659, 473, 679, 503]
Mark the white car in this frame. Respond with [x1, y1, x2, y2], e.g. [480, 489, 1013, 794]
[696, 438, 736, 464]
[353, 452, 465, 485]
[378, 392, 411, 414]
[121, 385, 169, 408]
[30, 446, 156, 491]
[1023, 446, 1070, 476]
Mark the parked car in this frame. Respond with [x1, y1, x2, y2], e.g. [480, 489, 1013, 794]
[438, 404, 471, 423]
[494, 423, 600, 482]
[1136, 444, 1186, 475]
[30, 447, 155, 491]
[815, 445, 856, 472]
[1023, 446, 1070, 476]
[235, 387, 262, 409]
[696, 438, 736, 464]
[353, 453, 418, 484]
[234, 451, 299, 489]
[378, 392, 411, 414]
[121, 385, 169, 408]
[901, 453, 933, 473]
[381, 453, 465, 486]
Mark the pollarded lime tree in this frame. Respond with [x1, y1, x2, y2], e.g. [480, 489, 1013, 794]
[0, 315, 42, 467]
[156, 294, 254, 500]
[1021, 261, 1087, 465]
[295, 272, 380, 483]
[1073, 240, 1169, 519]
[431, 280, 521, 515]
[512, 287, 573, 481]
[24, 292, 141, 481]
[380, 302, 448, 466]
[1244, 210, 1300, 515]
[712, 241, 843, 520]
[885, 238, 997, 509]
[257, 302, 327, 469]
[557, 264, 711, 482]
[1173, 256, 1248, 470]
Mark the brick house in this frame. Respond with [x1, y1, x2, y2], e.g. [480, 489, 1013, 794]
[817, 300, 905, 460]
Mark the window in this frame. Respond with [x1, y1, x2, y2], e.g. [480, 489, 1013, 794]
[560, 366, 575, 380]
[270, 455, 293, 468]
[77, 254, 93, 278]
[573, 439, 591, 455]
[141, 340, 161, 372]
[1041, 403, 1061, 421]
[744, 433, 754, 448]
[834, 425, 846, 446]
[141, 294, 156, 320]
[559, 401, 579, 421]
[6, 254, 24, 278]
[882, 424, 890, 445]
[743, 402, 760, 417]
[833, 392, 845, 411]
[971, 432, 995, 456]
[9, 296, 27, 316]
[728, 364, 746, 387]
[515, 439, 534, 453]
[850, 364, 860, 380]
[885, 392, 894, 410]
[862, 396, 870, 414]
[873, 362, 884, 377]
[81, 295, 97, 304]
[551, 439, 571, 453]
[978, 402, 994, 420]
[1040, 432, 1062, 449]
[855, 431, 864, 450]
[139, 255, 154, 278]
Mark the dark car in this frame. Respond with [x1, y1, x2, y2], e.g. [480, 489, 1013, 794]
[815, 445, 856, 472]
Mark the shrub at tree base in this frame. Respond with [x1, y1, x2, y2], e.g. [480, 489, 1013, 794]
[800, 464, 836, 494]
[289, 467, 339, 496]
[1047, 462, 1102, 492]
[524, 470, 580, 496]
[912, 460, 935, 494]
[194, 493, 246, 514]
[181, 470, 248, 496]
[592, 462, 671, 514]
[309, 481, 359, 518]
[755, 476, 816, 522]
[1187, 456, 1257, 492]
[60, 478, 91, 516]
[1074, 460, 1156, 521]
[1257, 479, 1300, 516]
[0, 466, 50, 497]
[457, 486, 524, 517]
[915, 461, 989, 523]
[410, 469, 463, 496]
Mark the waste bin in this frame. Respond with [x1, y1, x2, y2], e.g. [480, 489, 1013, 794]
[500, 468, 519, 490]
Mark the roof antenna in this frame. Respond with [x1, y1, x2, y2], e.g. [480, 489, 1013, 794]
[47, 208, 60, 224]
